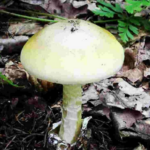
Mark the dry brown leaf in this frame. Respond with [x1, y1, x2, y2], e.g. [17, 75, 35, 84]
[72, 0, 89, 8]
[40, 0, 88, 18]
[117, 68, 143, 83]
[132, 30, 148, 42]
[136, 38, 149, 64]
[116, 48, 143, 84]
[3, 61, 28, 82]
[85, 78, 150, 117]
[113, 78, 150, 117]
[123, 48, 136, 69]
[82, 84, 99, 104]
[132, 121, 150, 140]
[117, 48, 137, 78]
[111, 108, 150, 141]
[141, 81, 149, 90]
[19, 0, 44, 5]
[144, 67, 150, 78]
[85, 104, 111, 120]
[111, 108, 143, 129]
[8, 22, 43, 35]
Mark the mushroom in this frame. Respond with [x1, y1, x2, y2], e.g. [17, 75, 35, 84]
[20, 19, 124, 144]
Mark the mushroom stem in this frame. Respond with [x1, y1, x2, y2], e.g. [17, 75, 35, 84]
[59, 84, 82, 144]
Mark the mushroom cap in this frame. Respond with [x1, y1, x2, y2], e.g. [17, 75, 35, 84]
[21, 19, 124, 85]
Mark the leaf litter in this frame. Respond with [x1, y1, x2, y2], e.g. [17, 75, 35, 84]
[0, 0, 150, 150]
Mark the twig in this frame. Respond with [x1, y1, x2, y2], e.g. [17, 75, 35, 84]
[22, 133, 43, 143]
[4, 135, 16, 150]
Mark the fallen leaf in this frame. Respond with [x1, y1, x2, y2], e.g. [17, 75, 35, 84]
[113, 78, 150, 117]
[136, 38, 150, 65]
[8, 22, 43, 35]
[86, 104, 111, 120]
[82, 84, 99, 104]
[19, 0, 44, 5]
[85, 78, 150, 117]
[144, 67, 150, 78]
[133, 121, 150, 140]
[114, 78, 143, 95]
[117, 68, 143, 83]
[132, 30, 148, 42]
[3, 61, 28, 82]
[110, 108, 143, 129]
[40, 0, 88, 18]
[123, 48, 136, 70]
[72, 0, 88, 8]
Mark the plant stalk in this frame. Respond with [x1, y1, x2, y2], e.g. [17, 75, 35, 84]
[2, 8, 67, 20]
[0, 10, 58, 23]
[94, 19, 118, 23]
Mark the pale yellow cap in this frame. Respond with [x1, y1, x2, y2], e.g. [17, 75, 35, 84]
[21, 19, 124, 84]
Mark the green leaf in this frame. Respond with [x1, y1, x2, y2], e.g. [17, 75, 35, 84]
[0, 72, 20, 87]
[99, 5, 114, 14]
[128, 17, 141, 26]
[125, 0, 150, 14]
[97, 0, 113, 7]
[119, 32, 129, 43]
[118, 20, 127, 27]
[93, 0, 147, 43]
[115, 3, 123, 13]
[118, 27, 126, 32]
[118, 20, 139, 43]
[93, 0, 123, 18]
[129, 24, 139, 34]
[92, 9, 115, 18]
[139, 19, 150, 31]
[97, 5, 115, 18]
[130, 17, 150, 32]
[126, 30, 134, 39]
[97, 0, 123, 13]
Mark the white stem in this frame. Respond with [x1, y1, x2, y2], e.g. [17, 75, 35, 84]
[59, 84, 82, 143]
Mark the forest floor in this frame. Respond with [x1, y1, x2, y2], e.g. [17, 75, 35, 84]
[0, 0, 150, 150]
